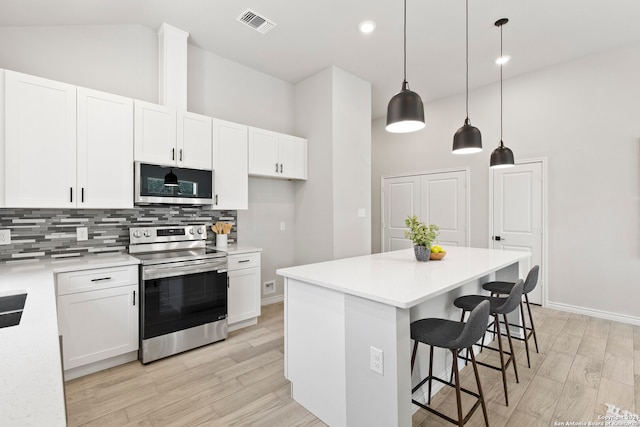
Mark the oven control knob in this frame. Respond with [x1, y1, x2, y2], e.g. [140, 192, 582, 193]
[143, 230, 152, 237]
[189, 227, 195, 235]
[132, 230, 142, 238]
[197, 227, 204, 235]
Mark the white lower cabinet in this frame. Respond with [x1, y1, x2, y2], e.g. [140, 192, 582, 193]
[227, 252, 261, 330]
[57, 265, 139, 378]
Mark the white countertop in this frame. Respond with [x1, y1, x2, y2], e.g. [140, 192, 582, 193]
[277, 247, 530, 309]
[0, 254, 140, 426]
[210, 245, 262, 255]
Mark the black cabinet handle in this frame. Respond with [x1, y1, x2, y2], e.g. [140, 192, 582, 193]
[238, 259, 250, 263]
[81, 187, 84, 203]
[90, 277, 112, 282]
[280, 163, 283, 173]
[215, 194, 218, 205]
[133, 290, 136, 306]
[172, 148, 175, 161]
[70, 187, 73, 203]
[275, 162, 279, 173]
[179, 149, 183, 162]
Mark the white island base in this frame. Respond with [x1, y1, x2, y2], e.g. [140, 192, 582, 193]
[278, 247, 530, 427]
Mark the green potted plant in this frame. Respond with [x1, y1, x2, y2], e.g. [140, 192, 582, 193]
[404, 215, 440, 261]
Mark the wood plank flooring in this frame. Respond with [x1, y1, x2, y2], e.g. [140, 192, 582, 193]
[65, 303, 639, 426]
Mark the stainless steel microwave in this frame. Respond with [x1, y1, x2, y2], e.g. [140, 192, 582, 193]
[134, 162, 214, 206]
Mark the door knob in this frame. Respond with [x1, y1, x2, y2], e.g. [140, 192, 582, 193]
[493, 236, 504, 241]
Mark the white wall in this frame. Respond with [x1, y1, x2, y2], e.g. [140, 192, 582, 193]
[372, 42, 640, 320]
[294, 66, 372, 266]
[0, 24, 298, 303]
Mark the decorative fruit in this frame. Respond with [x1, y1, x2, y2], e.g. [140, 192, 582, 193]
[431, 245, 445, 253]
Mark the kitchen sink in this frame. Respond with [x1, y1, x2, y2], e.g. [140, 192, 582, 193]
[0, 293, 27, 328]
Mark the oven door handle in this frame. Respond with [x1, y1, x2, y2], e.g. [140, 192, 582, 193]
[143, 265, 227, 280]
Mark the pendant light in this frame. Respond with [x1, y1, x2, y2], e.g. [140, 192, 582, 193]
[452, 0, 482, 154]
[164, 169, 179, 187]
[386, 0, 425, 133]
[490, 18, 515, 168]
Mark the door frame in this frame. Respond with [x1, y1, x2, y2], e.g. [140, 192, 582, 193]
[381, 167, 471, 252]
[489, 157, 548, 306]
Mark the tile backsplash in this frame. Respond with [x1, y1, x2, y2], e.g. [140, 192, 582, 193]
[0, 206, 237, 263]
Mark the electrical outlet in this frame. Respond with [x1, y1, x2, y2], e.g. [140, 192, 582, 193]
[370, 346, 384, 375]
[357, 208, 366, 218]
[263, 280, 276, 295]
[76, 227, 88, 242]
[280, 221, 286, 231]
[0, 229, 11, 245]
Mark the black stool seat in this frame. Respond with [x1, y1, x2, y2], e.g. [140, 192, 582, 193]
[453, 295, 511, 313]
[481, 281, 514, 294]
[410, 300, 490, 427]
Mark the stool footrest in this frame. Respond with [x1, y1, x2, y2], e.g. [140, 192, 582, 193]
[412, 375, 482, 426]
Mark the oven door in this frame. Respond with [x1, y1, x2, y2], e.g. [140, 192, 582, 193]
[141, 258, 227, 340]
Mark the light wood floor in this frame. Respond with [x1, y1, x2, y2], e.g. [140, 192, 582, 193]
[65, 302, 639, 427]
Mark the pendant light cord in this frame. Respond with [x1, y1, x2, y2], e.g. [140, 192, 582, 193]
[499, 23, 504, 147]
[465, 0, 469, 120]
[403, 0, 407, 83]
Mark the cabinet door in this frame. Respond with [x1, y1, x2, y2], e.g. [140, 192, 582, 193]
[228, 267, 261, 325]
[248, 127, 279, 177]
[77, 87, 134, 208]
[134, 100, 176, 165]
[4, 71, 76, 207]
[177, 111, 212, 170]
[213, 119, 248, 210]
[278, 134, 307, 180]
[58, 284, 138, 370]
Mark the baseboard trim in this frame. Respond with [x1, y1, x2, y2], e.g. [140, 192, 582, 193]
[261, 294, 284, 306]
[545, 301, 640, 326]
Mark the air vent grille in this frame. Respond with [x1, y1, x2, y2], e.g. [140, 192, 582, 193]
[237, 8, 276, 35]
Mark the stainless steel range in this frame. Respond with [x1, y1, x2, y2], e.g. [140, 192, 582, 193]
[129, 225, 228, 364]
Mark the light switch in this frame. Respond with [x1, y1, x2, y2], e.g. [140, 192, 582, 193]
[357, 209, 366, 218]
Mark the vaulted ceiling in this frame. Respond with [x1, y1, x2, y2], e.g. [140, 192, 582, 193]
[2, 0, 639, 118]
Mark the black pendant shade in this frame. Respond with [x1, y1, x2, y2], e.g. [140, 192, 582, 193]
[490, 142, 514, 168]
[453, 118, 482, 154]
[386, 0, 425, 134]
[386, 81, 425, 133]
[452, 0, 482, 154]
[164, 169, 179, 187]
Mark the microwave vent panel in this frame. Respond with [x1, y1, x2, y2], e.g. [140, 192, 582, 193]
[237, 8, 276, 35]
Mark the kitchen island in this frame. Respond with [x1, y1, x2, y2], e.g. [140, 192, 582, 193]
[277, 246, 530, 427]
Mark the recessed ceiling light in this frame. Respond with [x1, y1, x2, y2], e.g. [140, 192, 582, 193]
[495, 55, 511, 65]
[359, 20, 376, 34]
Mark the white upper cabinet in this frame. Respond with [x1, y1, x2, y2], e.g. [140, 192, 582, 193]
[248, 127, 307, 180]
[134, 100, 177, 165]
[77, 87, 134, 209]
[177, 111, 212, 170]
[4, 70, 77, 208]
[134, 100, 212, 169]
[213, 119, 248, 210]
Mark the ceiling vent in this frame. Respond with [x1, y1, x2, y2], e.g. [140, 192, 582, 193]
[237, 8, 276, 35]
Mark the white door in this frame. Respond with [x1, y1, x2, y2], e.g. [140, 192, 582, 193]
[4, 71, 77, 208]
[77, 87, 134, 208]
[58, 284, 138, 370]
[491, 161, 544, 304]
[213, 119, 248, 210]
[420, 170, 467, 247]
[177, 111, 212, 170]
[382, 176, 420, 251]
[133, 100, 176, 165]
[382, 170, 468, 252]
[248, 127, 279, 177]
[278, 134, 307, 180]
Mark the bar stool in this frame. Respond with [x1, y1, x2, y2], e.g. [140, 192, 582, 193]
[410, 300, 490, 427]
[453, 280, 524, 406]
[482, 265, 540, 368]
